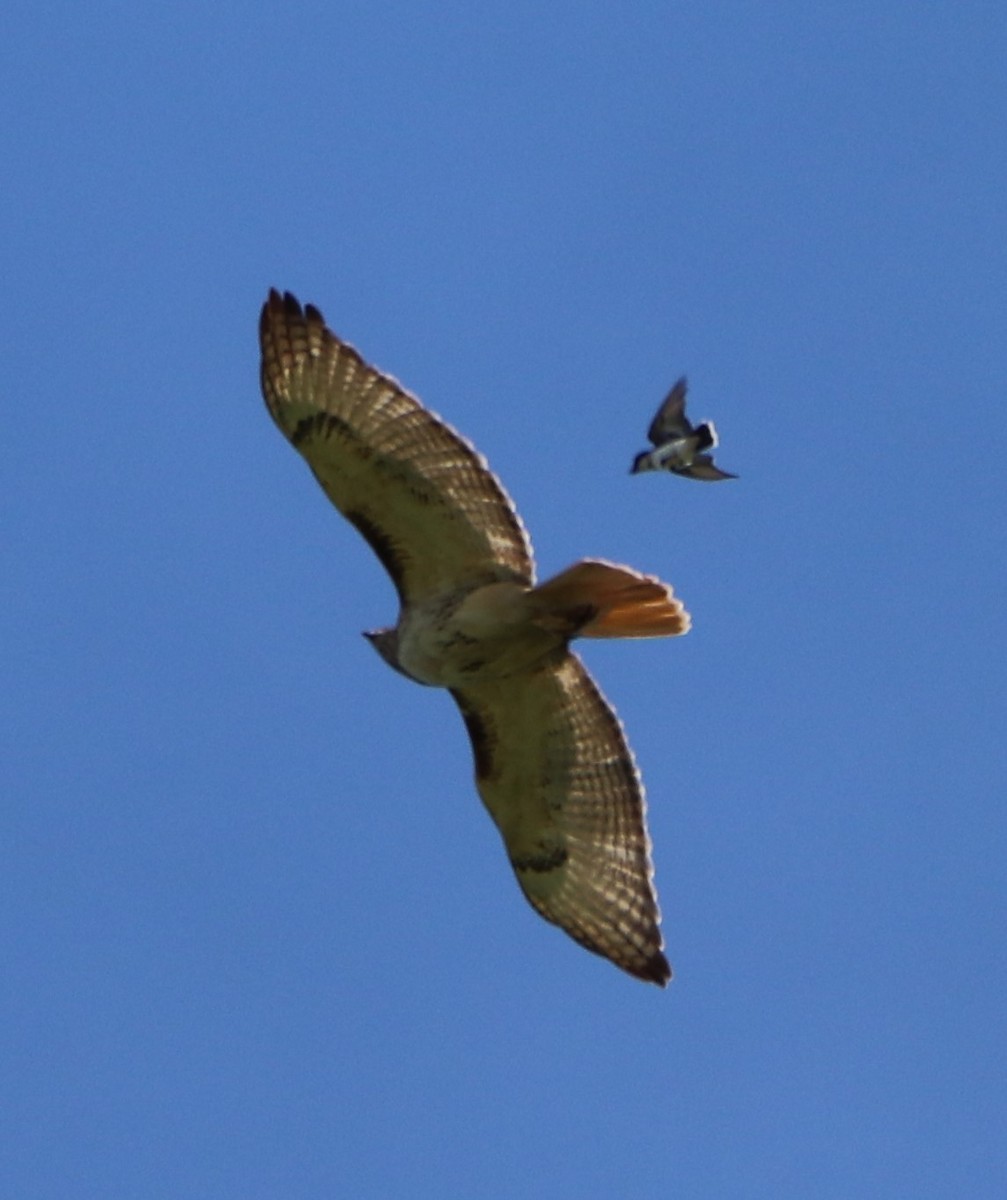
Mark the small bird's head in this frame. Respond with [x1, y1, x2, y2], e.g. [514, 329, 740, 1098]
[630, 451, 654, 475]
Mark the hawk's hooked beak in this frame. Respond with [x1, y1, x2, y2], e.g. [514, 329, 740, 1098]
[362, 627, 420, 682]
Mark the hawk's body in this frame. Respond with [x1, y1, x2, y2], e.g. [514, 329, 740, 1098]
[260, 290, 690, 984]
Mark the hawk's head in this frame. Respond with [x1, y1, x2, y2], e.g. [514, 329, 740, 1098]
[362, 627, 421, 683]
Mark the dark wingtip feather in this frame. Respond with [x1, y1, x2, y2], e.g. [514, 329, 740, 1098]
[261, 289, 311, 321]
[634, 951, 672, 987]
[261, 288, 290, 331]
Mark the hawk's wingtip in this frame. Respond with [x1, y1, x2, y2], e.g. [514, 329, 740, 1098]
[623, 949, 672, 987]
[261, 287, 293, 328]
[261, 288, 309, 313]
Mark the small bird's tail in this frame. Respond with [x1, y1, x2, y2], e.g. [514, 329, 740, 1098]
[529, 559, 690, 640]
[695, 422, 718, 452]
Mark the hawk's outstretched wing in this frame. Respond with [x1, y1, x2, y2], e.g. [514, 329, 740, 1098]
[260, 290, 681, 985]
[452, 653, 669, 985]
[260, 290, 534, 602]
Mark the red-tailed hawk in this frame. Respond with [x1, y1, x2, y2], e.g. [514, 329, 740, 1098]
[259, 290, 691, 984]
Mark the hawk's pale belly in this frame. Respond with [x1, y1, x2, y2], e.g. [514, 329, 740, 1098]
[396, 582, 563, 686]
[260, 289, 686, 984]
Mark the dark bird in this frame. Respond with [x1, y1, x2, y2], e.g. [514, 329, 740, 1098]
[630, 377, 737, 481]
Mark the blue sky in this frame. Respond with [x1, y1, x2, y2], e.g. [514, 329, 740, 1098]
[4, 3, 1005, 1196]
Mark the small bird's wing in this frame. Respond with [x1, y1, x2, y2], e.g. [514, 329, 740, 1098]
[260, 290, 534, 604]
[451, 652, 670, 985]
[678, 455, 738, 482]
[646, 377, 693, 444]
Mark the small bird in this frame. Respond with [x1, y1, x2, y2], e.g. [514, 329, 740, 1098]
[630, 377, 737, 481]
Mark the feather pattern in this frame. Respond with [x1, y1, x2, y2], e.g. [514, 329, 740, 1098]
[260, 290, 687, 984]
[451, 653, 669, 984]
[261, 290, 533, 603]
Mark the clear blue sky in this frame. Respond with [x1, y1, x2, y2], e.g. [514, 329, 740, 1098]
[4, 3, 1005, 1196]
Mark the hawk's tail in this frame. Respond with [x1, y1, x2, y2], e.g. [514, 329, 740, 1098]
[530, 559, 690, 640]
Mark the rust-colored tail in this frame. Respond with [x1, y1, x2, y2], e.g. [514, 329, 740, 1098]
[530, 559, 690, 640]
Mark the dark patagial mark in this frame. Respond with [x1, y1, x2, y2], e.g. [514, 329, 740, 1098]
[344, 509, 407, 601]
[449, 691, 496, 782]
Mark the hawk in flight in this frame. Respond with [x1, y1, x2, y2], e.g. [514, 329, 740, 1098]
[260, 290, 691, 984]
[631, 377, 737, 480]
